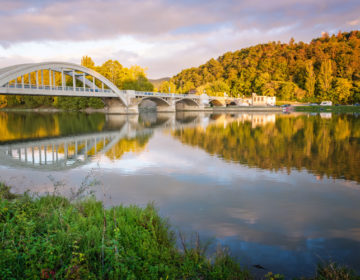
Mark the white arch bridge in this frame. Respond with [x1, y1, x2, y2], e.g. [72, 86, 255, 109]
[0, 62, 238, 113]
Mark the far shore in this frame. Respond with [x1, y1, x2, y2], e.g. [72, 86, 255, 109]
[0, 106, 283, 113]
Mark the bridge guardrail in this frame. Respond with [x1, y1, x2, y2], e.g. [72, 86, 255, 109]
[5, 83, 113, 93]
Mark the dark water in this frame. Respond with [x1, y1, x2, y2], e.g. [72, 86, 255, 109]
[0, 111, 359, 278]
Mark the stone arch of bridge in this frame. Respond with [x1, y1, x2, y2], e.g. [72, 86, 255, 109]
[0, 62, 127, 106]
[209, 99, 225, 106]
[175, 98, 199, 107]
[137, 96, 171, 108]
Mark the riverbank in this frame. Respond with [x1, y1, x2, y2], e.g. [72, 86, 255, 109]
[0, 105, 283, 114]
[294, 105, 360, 113]
[1, 184, 359, 279]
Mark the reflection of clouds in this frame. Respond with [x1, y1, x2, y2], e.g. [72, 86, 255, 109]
[227, 208, 258, 224]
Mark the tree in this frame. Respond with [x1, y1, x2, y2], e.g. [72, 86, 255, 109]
[81, 56, 95, 68]
[333, 78, 352, 103]
[317, 59, 333, 99]
[304, 60, 316, 99]
[158, 81, 176, 93]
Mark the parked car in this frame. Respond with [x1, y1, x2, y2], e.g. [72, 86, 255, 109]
[320, 101, 332, 106]
[309, 103, 319, 106]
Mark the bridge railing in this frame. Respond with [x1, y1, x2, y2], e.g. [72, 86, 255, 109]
[4, 83, 113, 93]
[134, 91, 200, 98]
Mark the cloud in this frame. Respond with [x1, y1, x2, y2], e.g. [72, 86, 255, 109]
[0, 0, 359, 78]
[348, 19, 360, 26]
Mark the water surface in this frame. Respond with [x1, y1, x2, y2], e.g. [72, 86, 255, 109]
[0, 111, 359, 278]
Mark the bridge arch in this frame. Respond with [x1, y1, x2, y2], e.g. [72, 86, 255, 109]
[0, 62, 127, 106]
[176, 98, 199, 107]
[137, 96, 171, 107]
[209, 99, 225, 107]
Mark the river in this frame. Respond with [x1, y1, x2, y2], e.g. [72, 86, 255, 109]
[0, 111, 359, 278]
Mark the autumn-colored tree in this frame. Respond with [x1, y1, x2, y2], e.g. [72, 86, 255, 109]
[304, 60, 316, 99]
[81, 56, 95, 69]
[317, 59, 333, 99]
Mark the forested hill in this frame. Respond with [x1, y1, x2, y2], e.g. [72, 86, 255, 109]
[164, 31, 360, 103]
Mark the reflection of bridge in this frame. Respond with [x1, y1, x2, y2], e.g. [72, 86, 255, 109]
[0, 113, 205, 170]
[0, 112, 278, 170]
[0, 62, 240, 113]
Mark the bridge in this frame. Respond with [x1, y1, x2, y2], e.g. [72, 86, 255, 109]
[0, 62, 239, 113]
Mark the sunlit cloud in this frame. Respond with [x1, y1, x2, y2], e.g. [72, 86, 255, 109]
[0, 0, 359, 78]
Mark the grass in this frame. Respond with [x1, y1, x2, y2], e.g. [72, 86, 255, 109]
[0, 183, 359, 279]
[294, 105, 360, 113]
[0, 183, 250, 279]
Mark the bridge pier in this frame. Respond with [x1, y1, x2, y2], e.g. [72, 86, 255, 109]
[103, 97, 128, 114]
[176, 103, 205, 111]
[157, 104, 176, 113]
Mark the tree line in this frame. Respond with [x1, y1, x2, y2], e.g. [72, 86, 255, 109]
[163, 30, 360, 103]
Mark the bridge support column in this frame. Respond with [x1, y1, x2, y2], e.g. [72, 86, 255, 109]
[36, 71, 39, 89]
[127, 106, 139, 114]
[176, 103, 204, 111]
[102, 97, 128, 114]
[157, 104, 176, 112]
[49, 70, 52, 90]
[61, 70, 65, 90]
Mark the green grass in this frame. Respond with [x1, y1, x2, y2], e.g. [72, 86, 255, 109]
[294, 105, 360, 113]
[0, 183, 359, 280]
[0, 183, 250, 280]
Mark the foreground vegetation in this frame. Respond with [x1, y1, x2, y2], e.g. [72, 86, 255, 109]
[0, 184, 250, 279]
[1, 183, 359, 279]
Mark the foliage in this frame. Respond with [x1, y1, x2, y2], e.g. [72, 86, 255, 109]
[170, 31, 360, 103]
[310, 262, 360, 280]
[172, 114, 360, 183]
[0, 185, 251, 280]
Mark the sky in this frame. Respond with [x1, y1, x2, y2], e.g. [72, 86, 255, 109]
[0, 0, 359, 78]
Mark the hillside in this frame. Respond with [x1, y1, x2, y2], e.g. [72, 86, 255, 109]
[149, 77, 170, 89]
[165, 31, 360, 103]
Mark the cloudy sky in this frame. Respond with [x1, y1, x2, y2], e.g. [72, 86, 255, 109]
[0, 0, 359, 78]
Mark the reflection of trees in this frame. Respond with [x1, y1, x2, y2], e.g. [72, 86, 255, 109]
[0, 112, 106, 142]
[105, 135, 151, 160]
[172, 115, 360, 182]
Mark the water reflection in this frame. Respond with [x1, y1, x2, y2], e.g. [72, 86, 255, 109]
[1, 111, 360, 181]
[173, 113, 360, 182]
[0, 111, 359, 278]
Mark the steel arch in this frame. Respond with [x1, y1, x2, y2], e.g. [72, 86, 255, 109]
[0, 62, 127, 106]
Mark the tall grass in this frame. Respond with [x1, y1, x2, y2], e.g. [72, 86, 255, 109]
[0, 184, 250, 279]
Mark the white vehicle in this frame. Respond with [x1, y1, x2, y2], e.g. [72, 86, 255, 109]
[320, 101, 332, 106]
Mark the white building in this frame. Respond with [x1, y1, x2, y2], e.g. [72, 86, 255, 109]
[250, 93, 276, 106]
